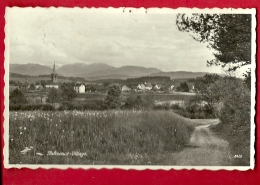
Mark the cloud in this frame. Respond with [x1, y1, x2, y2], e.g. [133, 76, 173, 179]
[7, 8, 222, 73]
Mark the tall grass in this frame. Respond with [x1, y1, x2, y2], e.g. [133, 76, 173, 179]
[9, 110, 195, 165]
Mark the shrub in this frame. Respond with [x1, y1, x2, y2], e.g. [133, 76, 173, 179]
[153, 102, 215, 119]
[47, 88, 61, 103]
[9, 104, 54, 111]
[218, 78, 251, 166]
[58, 100, 105, 111]
[123, 95, 146, 110]
[103, 84, 121, 109]
[138, 95, 155, 110]
[176, 82, 189, 92]
[153, 103, 171, 110]
[60, 83, 77, 101]
[10, 88, 27, 104]
[207, 77, 251, 166]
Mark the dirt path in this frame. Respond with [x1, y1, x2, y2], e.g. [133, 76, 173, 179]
[169, 120, 233, 166]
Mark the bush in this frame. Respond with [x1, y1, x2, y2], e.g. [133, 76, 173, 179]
[153, 103, 171, 110]
[9, 100, 106, 111]
[153, 102, 215, 119]
[10, 88, 27, 104]
[218, 78, 251, 166]
[58, 100, 105, 111]
[9, 104, 54, 111]
[103, 84, 121, 109]
[47, 88, 61, 103]
[176, 82, 189, 92]
[123, 95, 144, 110]
[208, 77, 251, 166]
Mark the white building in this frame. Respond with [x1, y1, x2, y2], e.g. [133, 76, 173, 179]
[169, 85, 174, 91]
[45, 84, 59, 89]
[154, 84, 161, 90]
[121, 85, 131, 92]
[35, 84, 44, 90]
[74, 84, 85, 93]
[137, 84, 146, 91]
[145, 83, 152, 90]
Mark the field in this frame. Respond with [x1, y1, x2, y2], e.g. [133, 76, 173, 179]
[75, 92, 193, 102]
[9, 110, 197, 165]
[138, 93, 194, 101]
[76, 93, 106, 101]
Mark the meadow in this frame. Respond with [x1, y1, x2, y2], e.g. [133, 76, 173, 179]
[75, 92, 193, 103]
[9, 110, 196, 165]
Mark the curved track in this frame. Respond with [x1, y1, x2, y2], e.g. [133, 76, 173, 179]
[169, 121, 232, 166]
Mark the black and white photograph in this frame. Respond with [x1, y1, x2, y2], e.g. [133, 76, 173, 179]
[4, 7, 255, 170]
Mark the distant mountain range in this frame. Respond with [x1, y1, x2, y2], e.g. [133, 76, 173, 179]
[9, 63, 213, 80]
[150, 71, 209, 79]
[10, 64, 53, 76]
[55, 63, 162, 79]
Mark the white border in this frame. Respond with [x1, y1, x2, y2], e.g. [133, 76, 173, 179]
[3, 7, 256, 170]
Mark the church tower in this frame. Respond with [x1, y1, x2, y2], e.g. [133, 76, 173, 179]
[51, 61, 58, 83]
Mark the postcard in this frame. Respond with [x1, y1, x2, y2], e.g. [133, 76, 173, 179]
[4, 7, 256, 170]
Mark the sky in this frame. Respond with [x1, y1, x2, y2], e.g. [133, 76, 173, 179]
[7, 8, 225, 73]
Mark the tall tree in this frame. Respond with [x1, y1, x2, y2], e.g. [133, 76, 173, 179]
[60, 83, 77, 101]
[176, 82, 189, 92]
[47, 88, 60, 103]
[9, 88, 27, 104]
[29, 83, 36, 90]
[40, 80, 47, 88]
[194, 74, 222, 114]
[176, 14, 251, 71]
[103, 84, 121, 109]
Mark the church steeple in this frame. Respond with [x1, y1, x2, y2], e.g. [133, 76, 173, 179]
[53, 61, 56, 73]
[51, 61, 58, 83]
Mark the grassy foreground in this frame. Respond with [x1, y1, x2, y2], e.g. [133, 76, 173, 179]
[9, 110, 195, 165]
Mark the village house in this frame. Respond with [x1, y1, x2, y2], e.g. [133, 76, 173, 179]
[154, 84, 161, 90]
[121, 85, 131, 92]
[137, 82, 154, 91]
[131, 86, 137, 92]
[45, 84, 59, 89]
[35, 84, 44, 91]
[144, 82, 152, 90]
[189, 85, 195, 92]
[137, 83, 146, 91]
[168, 85, 175, 91]
[74, 84, 85, 93]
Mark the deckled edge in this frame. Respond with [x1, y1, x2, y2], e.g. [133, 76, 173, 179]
[250, 7, 256, 170]
[3, 7, 256, 171]
[3, 7, 10, 169]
